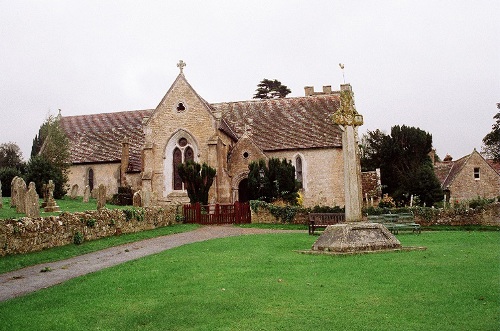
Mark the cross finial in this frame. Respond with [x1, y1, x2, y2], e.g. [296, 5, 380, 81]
[177, 60, 186, 74]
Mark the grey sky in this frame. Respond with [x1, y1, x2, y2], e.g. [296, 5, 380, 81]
[1, 0, 498, 161]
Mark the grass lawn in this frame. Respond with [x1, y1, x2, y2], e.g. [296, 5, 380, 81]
[0, 231, 498, 331]
[0, 196, 129, 219]
[0, 223, 200, 274]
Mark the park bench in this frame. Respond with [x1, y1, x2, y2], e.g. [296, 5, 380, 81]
[367, 213, 421, 234]
[308, 213, 345, 235]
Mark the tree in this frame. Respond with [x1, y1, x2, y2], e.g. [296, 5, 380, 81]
[177, 161, 216, 205]
[0, 142, 24, 169]
[253, 79, 291, 99]
[482, 103, 500, 161]
[0, 167, 22, 197]
[247, 158, 299, 205]
[361, 125, 443, 206]
[30, 114, 71, 195]
[24, 155, 66, 199]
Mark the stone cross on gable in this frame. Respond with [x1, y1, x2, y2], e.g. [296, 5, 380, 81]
[177, 60, 186, 74]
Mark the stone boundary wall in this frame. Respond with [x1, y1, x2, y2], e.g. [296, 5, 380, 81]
[0, 206, 178, 256]
[251, 203, 500, 227]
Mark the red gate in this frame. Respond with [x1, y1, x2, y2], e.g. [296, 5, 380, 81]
[183, 202, 251, 225]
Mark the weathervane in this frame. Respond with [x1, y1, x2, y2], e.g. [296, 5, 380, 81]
[177, 60, 186, 74]
[339, 63, 345, 84]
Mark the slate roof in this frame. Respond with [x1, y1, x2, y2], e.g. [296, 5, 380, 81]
[434, 154, 469, 189]
[61, 95, 343, 167]
[212, 95, 342, 151]
[60, 109, 152, 171]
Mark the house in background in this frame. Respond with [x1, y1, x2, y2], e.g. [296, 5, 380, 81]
[434, 149, 500, 203]
[59, 62, 374, 208]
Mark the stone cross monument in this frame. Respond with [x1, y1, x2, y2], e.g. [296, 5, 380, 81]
[332, 84, 364, 222]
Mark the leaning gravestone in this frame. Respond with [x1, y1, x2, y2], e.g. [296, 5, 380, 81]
[70, 184, 79, 199]
[96, 184, 106, 210]
[133, 190, 142, 207]
[44, 180, 60, 212]
[83, 185, 90, 203]
[10, 176, 20, 208]
[15, 178, 27, 214]
[25, 182, 40, 217]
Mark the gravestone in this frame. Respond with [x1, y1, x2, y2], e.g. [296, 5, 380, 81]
[10, 176, 20, 208]
[70, 184, 79, 199]
[25, 182, 40, 217]
[133, 190, 142, 207]
[83, 185, 90, 203]
[44, 180, 60, 212]
[41, 183, 48, 208]
[96, 184, 106, 210]
[15, 178, 27, 214]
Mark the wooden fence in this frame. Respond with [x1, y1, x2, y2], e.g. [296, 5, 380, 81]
[183, 202, 251, 224]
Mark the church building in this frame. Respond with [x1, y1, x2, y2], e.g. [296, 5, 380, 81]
[60, 62, 372, 208]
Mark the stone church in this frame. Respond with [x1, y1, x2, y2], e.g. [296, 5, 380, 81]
[61, 62, 375, 208]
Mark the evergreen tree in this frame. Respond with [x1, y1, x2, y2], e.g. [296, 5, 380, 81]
[24, 155, 67, 199]
[360, 125, 443, 206]
[0, 167, 22, 197]
[177, 161, 216, 205]
[253, 79, 291, 99]
[247, 158, 299, 204]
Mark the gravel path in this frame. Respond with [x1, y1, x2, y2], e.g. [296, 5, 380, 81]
[0, 226, 303, 302]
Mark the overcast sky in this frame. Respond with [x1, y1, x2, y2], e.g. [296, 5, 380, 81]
[1, 0, 498, 162]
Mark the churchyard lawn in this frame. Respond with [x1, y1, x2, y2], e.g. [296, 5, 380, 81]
[0, 231, 498, 331]
[0, 196, 128, 220]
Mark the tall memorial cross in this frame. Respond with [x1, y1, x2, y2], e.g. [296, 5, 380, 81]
[333, 84, 364, 222]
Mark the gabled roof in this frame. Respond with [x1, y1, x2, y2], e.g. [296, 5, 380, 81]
[60, 109, 152, 171]
[434, 150, 499, 189]
[434, 154, 469, 189]
[212, 95, 342, 151]
[61, 81, 344, 166]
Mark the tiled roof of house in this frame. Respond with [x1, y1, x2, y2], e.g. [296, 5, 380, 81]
[434, 154, 470, 189]
[60, 109, 152, 171]
[61, 94, 343, 166]
[486, 159, 500, 174]
[212, 95, 342, 151]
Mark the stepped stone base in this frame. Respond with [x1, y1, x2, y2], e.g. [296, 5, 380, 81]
[299, 223, 425, 255]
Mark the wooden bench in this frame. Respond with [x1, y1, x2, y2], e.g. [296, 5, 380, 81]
[308, 213, 345, 235]
[367, 213, 421, 234]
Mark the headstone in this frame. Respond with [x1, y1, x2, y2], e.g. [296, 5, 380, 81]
[83, 185, 90, 203]
[133, 190, 142, 207]
[15, 178, 27, 214]
[97, 184, 106, 210]
[44, 180, 60, 212]
[10, 176, 20, 208]
[41, 183, 48, 208]
[70, 184, 79, 199]
[25, 182, 40, 217]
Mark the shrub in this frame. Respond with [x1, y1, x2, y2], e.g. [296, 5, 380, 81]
[73, 231, 84, 245]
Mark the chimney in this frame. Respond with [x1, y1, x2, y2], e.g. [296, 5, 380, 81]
[322, 85, 332, 94]
[121, 137, 130, 187]
[304, 86, 314, 96]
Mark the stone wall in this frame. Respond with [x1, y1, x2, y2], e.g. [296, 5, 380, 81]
[251, 203, 500, 227]
[0, 205, 178, 256]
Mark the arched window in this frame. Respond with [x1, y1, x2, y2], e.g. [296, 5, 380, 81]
[295, 156, 303, 189]
[172, 138, 196, 191]
[88, 168, 94, 191]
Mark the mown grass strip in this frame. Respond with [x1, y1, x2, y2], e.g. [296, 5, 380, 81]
[0, 231, 498, 331]
[0, 224, 199, 274]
